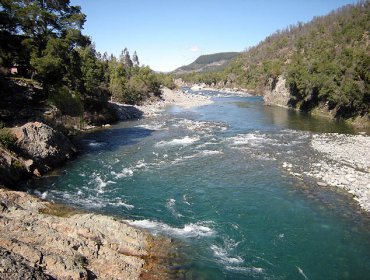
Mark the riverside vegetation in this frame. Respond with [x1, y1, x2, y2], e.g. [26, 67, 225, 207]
[0, 0, 177, 184]
[0, 0, 370, 279]
[0, 1, 177, 278]
[176, 1, 369, 125]
[0, 0, 175, 129]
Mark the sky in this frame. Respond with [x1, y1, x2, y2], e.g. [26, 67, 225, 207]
[70, 0, 359, 72]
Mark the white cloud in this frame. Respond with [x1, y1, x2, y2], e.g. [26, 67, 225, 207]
[188, 45, 200, 52]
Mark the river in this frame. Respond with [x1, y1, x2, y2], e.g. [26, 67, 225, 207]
[30, 89, 370, 279]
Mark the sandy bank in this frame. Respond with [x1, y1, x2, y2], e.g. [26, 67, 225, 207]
[0, 188, 170, 279]
[136, 87, 213, 117]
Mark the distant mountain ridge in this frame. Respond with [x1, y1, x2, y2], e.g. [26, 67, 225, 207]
[173, 52, 240, 74]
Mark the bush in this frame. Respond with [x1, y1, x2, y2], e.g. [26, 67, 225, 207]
[0, 122, 15, 149]
[49, 86, 84, 117]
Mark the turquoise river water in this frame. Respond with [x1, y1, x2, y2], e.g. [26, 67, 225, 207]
[30, 90, 370, 279]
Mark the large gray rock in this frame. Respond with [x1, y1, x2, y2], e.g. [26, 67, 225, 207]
[12, 122, 76, 173]
[108, 102, 143, 121]
[263, 76, 290, 108]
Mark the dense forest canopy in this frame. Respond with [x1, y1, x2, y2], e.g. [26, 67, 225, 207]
[0, 0, 174, 121]
[177, 1, 369, 120]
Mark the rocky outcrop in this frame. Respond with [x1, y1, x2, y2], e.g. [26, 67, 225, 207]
[108, 102, 143, 121]
[0, 247, 49, 280]
[11, 122, 76, 174]
[0, 147, 29, 186]
[263, 76, 290, 108]
[0, 189, 170, 279]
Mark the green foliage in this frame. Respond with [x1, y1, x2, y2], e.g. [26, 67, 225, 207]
[109, 57, 161, 105]
[78, 44, 110, 106]
[156, 73, 176, 89]
[285, 2, 370, 117]
[177, 1, 370, 119]
[0, 121, 15, 149]
[49, 86, 84, 117]
[0, 0, 166, 122]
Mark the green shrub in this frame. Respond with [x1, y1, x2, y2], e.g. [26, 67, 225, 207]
[49, 86, 84, 117]
[0, 122, 16, 149]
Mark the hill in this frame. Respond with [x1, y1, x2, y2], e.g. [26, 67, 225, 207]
[173, 52, 240, 74]
[177, 2, 369, 125]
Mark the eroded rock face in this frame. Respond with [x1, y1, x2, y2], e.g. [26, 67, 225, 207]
[12, 122, 76, 173]
[263, 76, 290, 108]
[0, 189, 170, 279]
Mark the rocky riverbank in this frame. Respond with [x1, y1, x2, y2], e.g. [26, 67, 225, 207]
[189, 83, 251, 96]
[0, 88, 188, 279]
[281, 132, 370, 212]
[0, 188, 171, 279]
[308, 133, 370, 212]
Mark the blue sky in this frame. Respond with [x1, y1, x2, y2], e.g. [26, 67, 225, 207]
[71, 0, 359, 72]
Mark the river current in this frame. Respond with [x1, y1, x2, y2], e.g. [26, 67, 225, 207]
[31, 90, 370, 279]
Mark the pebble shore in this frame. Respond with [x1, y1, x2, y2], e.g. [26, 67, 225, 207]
[307, 133, 370, 211]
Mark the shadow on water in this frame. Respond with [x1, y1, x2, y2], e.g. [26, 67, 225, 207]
[74, 126, 154, 155]
[232, 97, 355, 134]
[263, 106, 355, 134]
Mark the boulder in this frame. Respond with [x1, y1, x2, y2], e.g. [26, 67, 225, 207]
[12, 122, 76, 173]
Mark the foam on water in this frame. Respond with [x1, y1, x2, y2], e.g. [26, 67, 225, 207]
[108, 200, 134, 210]
[166, 198, 183, 218]
[91, 175, 116, 194]
[225, 266, 265, 274]
[155, 136, 200, 147]
[125, 219, 216, 238]
[34, 190, 48, 199]
[83, 139, 106, 148]
[210, 245, 244, 264]
[201, 150, 223, 156]
[175, 119, 228, 134]
[134, 159, 147, 169]
[136, 122, 167, 130]
[183, 194, 191, 205]
[229, 133, 273, 147]
[112, 168, 134, 178]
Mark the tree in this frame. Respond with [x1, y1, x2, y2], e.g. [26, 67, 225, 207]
[132, 51, 139, 66]
[119, 47, 133, 68]
[0, 0, 86, 71]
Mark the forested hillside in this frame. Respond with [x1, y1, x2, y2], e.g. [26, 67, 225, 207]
[177, 1, 369, 121]
[173, 52, 240, 74]
[0, 0, 173, 128]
